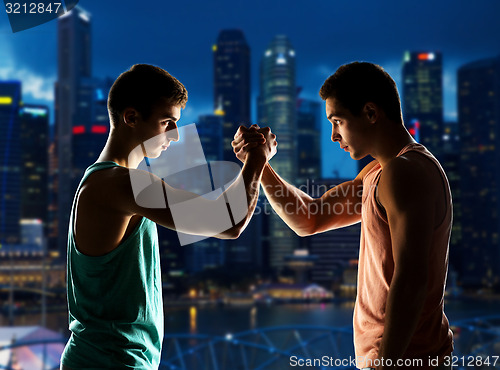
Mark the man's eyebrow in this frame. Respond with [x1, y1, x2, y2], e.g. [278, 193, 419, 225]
[161, 115, 180, 121]
[328, 113, 339, 120]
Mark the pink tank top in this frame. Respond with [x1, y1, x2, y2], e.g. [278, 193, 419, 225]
[353, 143, 453, 368]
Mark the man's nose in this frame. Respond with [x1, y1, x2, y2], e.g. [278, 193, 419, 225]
[167, 125, 179, 142]
[331, 127, 340, 142]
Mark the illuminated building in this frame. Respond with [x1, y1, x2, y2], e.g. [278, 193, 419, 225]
[440, 122, 461, 277]
[55, 6, 92, 255]
[71, 123, 108, 179]
[258, 35, 298, 269]
[213, 29, 251, 162]
[197, 114, 224, 162]
[253, 283, 333, 302]
[47, 132, 58, 253]
[71, 78, 113, 181]
[284, 249, 318, 284]
[19, 105, 49, 224]
[183, 114, 225, 273]
[457, 56, 500, 287]
[402, 51, 443, 156]
[296, 96, 321, 185]
[0, 81, 22, 245]
[213, 32, 262, 272]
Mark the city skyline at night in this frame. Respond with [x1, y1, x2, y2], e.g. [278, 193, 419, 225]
[2, 0, 500, 178]
[1, 4, 500, 367]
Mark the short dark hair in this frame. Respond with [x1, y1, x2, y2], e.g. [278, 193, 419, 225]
[319, 62, 402, 123]
[108, 64, 188, 125]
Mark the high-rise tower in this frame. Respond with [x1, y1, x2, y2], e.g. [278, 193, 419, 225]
[457, 56, 500, 288]
[402, 51, 443, 156]
[258, 35, 298, 269]
[55, 6, 92, 254]
[0, 81, 22, 245]
[20, 105, 49, 223]
[213, 29, 251, 161]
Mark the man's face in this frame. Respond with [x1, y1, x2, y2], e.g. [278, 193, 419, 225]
[325, 97, 371, 160]
[137, 98, 181, 158]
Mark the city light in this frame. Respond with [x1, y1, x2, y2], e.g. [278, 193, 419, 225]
[0, 96, 13, 105]
[91, 125, 107, 134]
[72, 125, 85, 134]
[21, 106, 47, 117]
[276, 54, 286, 65]
[417, 52, 435, 61]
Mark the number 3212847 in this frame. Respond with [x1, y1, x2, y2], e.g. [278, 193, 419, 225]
[5, 2, 62, 14]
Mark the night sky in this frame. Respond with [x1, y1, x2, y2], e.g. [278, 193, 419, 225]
[1, 0, 499, 178]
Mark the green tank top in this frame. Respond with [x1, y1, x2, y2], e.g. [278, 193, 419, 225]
[61, 161, 163, 369]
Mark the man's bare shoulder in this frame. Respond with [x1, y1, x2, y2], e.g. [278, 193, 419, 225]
[78, 165, 134, 212]
[386, 151, 440, 182]
[378, 153, 438, 210]
[78, 165, 168, 215]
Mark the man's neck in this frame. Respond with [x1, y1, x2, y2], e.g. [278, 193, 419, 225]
[370, 124, 416, 168]
[97, 130, 143, 168]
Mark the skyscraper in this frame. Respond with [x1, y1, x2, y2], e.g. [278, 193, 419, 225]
[258, 35, 298, 269]
[183, 113, 225, 273]
[296, 96, 321, 185]
[55, 6, 92, 254]
[19, 105, 49, 223]
[440, 121, 461, 278]
[402, 51, 443, 156]
[213, 30, 262, 273]
[213, 29, 251, 162]
[457, 56, 500, 288]
[0, 81, 22, 245]
[71, 78, 113, 182]
[197, 113, 224, 162]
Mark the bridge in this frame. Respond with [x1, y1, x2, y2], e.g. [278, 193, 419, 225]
[160, 317, 500, 369]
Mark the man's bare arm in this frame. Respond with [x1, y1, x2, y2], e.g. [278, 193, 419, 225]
[376, 156, 435, 368]
[233, 126, 377, 236]
[111, 128, 275, 239]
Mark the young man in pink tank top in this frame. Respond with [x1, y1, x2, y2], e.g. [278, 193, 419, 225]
[233, 62, 453, 369]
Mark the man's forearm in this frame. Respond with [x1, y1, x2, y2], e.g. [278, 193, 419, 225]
[378, 275, 428, 369]
[261, 163, 316, 236]
[217, 151, 267, 238]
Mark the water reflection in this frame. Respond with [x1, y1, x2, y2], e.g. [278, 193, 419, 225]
[250, 306, 257, 329]
[189, 306, 197, 334]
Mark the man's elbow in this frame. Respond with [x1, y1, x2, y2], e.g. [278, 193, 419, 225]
[292, 223, 316, 237]
[294, 228, 311, 237]
[217, 224, 244, 239]
[292, 217, 319, 237]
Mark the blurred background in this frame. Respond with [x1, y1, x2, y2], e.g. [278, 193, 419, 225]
[1, 0, 500, 368]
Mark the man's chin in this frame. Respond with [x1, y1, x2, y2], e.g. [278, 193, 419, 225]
[145, 151, 162, 159]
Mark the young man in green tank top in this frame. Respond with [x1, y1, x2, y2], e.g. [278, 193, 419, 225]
[233, 62, 453, 369]
[61, 64, 277, 369]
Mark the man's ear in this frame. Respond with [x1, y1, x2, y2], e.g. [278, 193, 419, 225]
[122, 108, 139, 128]
[363, 102, 378, 124]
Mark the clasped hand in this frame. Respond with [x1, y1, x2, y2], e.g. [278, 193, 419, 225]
[232, 124, 278, 163]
